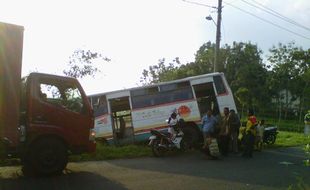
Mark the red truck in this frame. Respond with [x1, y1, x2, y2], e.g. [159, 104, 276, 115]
[0, 22, 96, 175]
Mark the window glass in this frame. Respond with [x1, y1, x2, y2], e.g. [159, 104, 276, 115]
[39, 83, 84, 113]
[131, 82, 193, 109]
[93, 96, 108, 116]
[213, 75, 227, 95]
[131, 87, 158, 97]
[159, 81, 190, 92]
[40, 84, 63, 104]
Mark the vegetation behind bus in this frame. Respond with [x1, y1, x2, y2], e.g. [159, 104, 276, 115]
[141, 41, 310, 127]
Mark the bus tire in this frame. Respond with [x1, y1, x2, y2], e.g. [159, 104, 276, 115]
[29, 138, 68, 176]
[182, 126, 201, 149]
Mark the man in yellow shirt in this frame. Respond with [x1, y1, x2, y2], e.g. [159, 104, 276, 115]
[242, 109, 257, 158]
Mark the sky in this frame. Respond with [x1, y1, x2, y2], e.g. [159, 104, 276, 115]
[1, 0, 310, 95]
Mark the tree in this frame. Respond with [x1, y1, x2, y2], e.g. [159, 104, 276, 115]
[63, 49, 110, 78]
[140, 41, 269, 114]
[140, 41, 219, 84]
[224, 42, 268, 112]
[140, 57, 183, 85]
[235, 87, 250, 118]
[268, 42, 309, 120]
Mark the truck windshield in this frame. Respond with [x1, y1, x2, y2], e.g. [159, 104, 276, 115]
[39, 82, 83, 113]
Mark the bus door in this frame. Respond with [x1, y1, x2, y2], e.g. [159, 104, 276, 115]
[109, 96, 134, 144]
[193, 82, 219, 116]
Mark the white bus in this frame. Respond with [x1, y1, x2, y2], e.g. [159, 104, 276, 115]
[88, 72, 237, 145]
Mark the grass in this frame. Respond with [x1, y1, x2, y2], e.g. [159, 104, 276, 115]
[69, 143, 152, 162]
[260, 118, 304, 133]
[267, 131, 310, 148]
[0, 131, 309, 166]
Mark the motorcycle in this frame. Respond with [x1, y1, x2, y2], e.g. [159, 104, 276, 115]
[148, 128, 186, 157]
[263, 126, 278, 145]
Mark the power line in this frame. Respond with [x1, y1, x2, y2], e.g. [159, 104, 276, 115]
[223, 1, 310, 41]
[242, 0, 310, 32]
[182, 0, 217, 9]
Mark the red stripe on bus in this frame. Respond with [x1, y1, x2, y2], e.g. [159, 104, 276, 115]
[217, 92, 229, 96]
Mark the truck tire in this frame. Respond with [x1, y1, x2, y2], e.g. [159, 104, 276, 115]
[29, 138, 68, 176]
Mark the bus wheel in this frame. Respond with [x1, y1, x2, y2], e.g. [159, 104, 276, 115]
[182, 127, 200, 149]
[30, 138, 68, 176]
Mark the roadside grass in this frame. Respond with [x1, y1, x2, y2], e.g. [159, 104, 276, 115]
[69, 143, 152, 162]
[1, 131, 309, 166]
[266, 131, 310, 148]
[261, 118, 304, 133]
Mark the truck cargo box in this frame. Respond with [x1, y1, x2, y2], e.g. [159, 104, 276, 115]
[0, 22, 24, 148]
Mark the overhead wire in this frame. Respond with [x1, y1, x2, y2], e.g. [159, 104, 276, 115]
[182, 0, 217, 9]
[242, 0, 310, 32]
[223, 1, 310, 41]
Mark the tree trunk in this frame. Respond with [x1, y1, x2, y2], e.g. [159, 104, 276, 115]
[284, 89, 288, 120]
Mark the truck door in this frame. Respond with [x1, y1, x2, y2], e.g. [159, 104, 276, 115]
[28, 74, 93, 153]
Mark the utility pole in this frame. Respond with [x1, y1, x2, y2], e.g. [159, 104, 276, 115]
[214, 0, 222, 72]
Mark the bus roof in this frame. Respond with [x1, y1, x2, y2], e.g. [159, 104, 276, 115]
[89, 72, 224, 97]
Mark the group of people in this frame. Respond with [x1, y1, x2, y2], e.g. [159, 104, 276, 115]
[201, 107, 258, 159]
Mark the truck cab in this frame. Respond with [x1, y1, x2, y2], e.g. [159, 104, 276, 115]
[22, 73, 95, 153]
[0, 22, 96, 175]
[20, 73, 96, 175]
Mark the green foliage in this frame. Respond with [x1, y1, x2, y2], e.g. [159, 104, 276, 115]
[272, 131, 310, 148]
[140, 57, 185, 84]
[140, 41, 310, 123]
[304, 143, 310, 167]
[268, 42, 310, 120]
[226, 42, 268, 110]
[69, 143, 152, 162]
[63, 49, 111, 78]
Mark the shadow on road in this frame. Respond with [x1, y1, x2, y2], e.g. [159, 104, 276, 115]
[0, 169, 128, 190]
[107, 147, 310, 189]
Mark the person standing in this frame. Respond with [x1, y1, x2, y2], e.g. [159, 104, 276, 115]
[228, 109, 240, 153]
[242, 109, 257, 158]
[255, 119, 265, 151]
[304, 110, 310, 136]
[201, 110, 217, 150]
[218, 107, 230, 156]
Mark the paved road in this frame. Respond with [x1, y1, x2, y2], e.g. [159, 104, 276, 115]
[0, 147, 309, 190]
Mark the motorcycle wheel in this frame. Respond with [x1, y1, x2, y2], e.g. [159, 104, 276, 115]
[179, 139, 189, 152]
[152, 140, 166, 157]
[265, 134, 276, 145]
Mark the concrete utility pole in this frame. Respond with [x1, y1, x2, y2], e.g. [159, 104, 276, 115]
[214, 0, 222, 72]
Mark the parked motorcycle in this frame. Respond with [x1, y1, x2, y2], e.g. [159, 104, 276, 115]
[148, 128, 186, 157]
[263, 126, 278, 145]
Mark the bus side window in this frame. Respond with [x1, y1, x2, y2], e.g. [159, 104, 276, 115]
[94, 96, 108, 117]
[213, 75, 227, 95]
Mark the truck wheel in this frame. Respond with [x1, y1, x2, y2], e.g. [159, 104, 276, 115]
[30, 138, 68, 176]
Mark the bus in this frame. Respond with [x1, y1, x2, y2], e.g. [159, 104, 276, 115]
[88, 72, 237, 145]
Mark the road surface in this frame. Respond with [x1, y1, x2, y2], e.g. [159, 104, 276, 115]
[0, 147, 309, 190]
